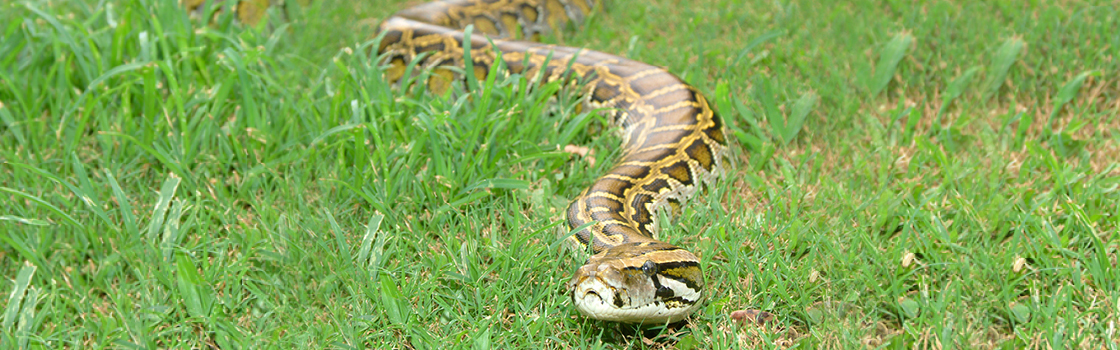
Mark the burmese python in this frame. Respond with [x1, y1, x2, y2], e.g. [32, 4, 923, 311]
[191, 0, 729, 324]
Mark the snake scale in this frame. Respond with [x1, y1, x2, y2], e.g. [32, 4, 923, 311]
[191, 0, 729, 324]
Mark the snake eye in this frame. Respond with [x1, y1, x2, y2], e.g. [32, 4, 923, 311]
[640, 260, 658, 276]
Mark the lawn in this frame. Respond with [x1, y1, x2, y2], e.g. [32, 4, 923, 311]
[1, 0, 1118, 348]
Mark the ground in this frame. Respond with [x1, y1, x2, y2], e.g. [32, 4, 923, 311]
[1, 0, 1117, 348]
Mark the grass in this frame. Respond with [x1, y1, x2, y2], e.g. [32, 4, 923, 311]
[1, 0, 1118, 348]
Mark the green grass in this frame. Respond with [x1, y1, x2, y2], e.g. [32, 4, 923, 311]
[2, 0, 1118, 348]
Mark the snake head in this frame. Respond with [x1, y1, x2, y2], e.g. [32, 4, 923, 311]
[567, 242, 704, 324]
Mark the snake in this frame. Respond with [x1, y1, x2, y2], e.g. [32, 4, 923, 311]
[190, 0, 729, 324]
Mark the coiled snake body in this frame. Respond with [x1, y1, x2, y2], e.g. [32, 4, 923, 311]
[378, 0, 729, 324]
[192, 0, 730, 324]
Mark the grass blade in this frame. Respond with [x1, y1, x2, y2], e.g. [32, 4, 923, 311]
[175, 253, 207, 319]
[105, 169, 138, 239]
[1048, 70, 1099, 124]
[982, 37, 1025, 101]
[463, 178, 530, 191]
[358, 213, 385, 268]
[734, 29, 784, 66]
[0, 187, 83, 230]
[16, 287, 39, 349]
[782, 92, 818, 146]
[941, 67, 981, 110]
[145, 174, 182, 241]
[0, 216, 50, 226]
[3, 262, 36, 331]
[379, 273, 405, 326]
[161, 199, 185, 260]
[870, 32, 914, 97]
[0, 101, 24, 145]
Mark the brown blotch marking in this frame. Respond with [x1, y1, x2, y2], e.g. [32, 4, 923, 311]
[592, 80, 622, 103]
[566, 198, 589, 228]
[640, 178, 669, 193]
[628, 70, 679, 96]
[629, 194, 655, 236]
[643, 86, 692, 110]
[611, 164, 651, 180]
[417, 40, 447, 54]
[660, 160, 694, 187]
[378, 29, 403, 53]
[590, 177, 635, 197]
[600, 223, 634, 239]
[592, 200, 629, 222]
[586, 195, 625, 215]
[642, 83, 689, 101]
[685, 138, 714, 171]
[641, 129, 689, 150]
[649, 110, 697, 130]
[622, 147, 673, 164]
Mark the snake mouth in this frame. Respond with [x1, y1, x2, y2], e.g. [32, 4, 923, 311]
[583, 290, 602, 302]
[573, 276, 613, 306]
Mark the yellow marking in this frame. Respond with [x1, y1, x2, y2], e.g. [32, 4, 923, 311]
[584, 191, 625, 202]
[640, 83, 688, 100]
[622, 68, 662, 82]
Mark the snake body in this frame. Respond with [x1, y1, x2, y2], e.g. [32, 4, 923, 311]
[191, 0, 729, 324]
[377, 0, 729, 324]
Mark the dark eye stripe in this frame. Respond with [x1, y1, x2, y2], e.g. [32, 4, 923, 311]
[654, 260, 700, 270]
